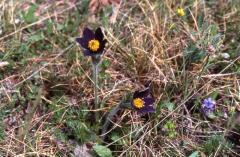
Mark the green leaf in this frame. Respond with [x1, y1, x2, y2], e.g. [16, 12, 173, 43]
[29, 32, 44, 43]
[56, 23, 65, 31]
[209, 24, 219, 36]
[111, 134, 126, 145]
[161, 102, 175, 111]
[166, 102, 175, 111]
[23, 4, 38, 23]
[210, 91, 219, 100]
[93, 144, 112, 157]
[188, 151, 198, 157]
[206, 112, 216, 120]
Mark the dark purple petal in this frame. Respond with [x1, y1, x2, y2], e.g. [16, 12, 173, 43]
[95, 27, 104, 41]
[76, 37, 88, 49]
[102, 39, 107, 47]
[96, 50, 104, 55]
[97, 39, 107, 54]
[95, 48, 104, 55]
[143, 97, 155, 106]
[83, 49, 94, 56]
[138, 105, 155, 114]
[83, 27, 95, 41]
[133, 88, 150, 99]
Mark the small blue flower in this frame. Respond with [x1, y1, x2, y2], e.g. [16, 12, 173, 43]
[202, 97, 216, 117]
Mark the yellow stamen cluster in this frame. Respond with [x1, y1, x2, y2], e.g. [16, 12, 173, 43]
[88, 39, 100, 52]
[177, 8, 185, 17]
[133, 98, 145, 109]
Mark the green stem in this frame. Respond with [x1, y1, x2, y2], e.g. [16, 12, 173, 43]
[101, 102, 123, 141]
[197, 55, 210, 80]
[101, 102, 130, 141]
[18, 87, 42, 141]
[193, 55, 210, 91]
[93, 63, 99, 119]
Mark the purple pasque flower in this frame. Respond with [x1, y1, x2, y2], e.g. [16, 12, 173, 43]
[202, 97, 216, 116]
[131, 88, 155, 114]
[76, 27, 107, 57]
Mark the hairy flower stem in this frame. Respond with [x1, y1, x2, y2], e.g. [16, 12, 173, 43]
[101, 102, 130, 141]
[92, 61, 99, 120]
[101, 104, 121, 141]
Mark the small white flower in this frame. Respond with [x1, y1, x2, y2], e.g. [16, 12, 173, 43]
[220, 53, 230, 59]
[223, 112, 228, 119]
[15, 18, 21, 24]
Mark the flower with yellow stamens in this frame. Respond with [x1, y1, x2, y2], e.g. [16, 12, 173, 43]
[131, 88, 155, 114]
[76, 27, 107, 57]
[88, 39, 100, 52]
[133, 98, 145, 109]
[177, 8, 185, 17]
